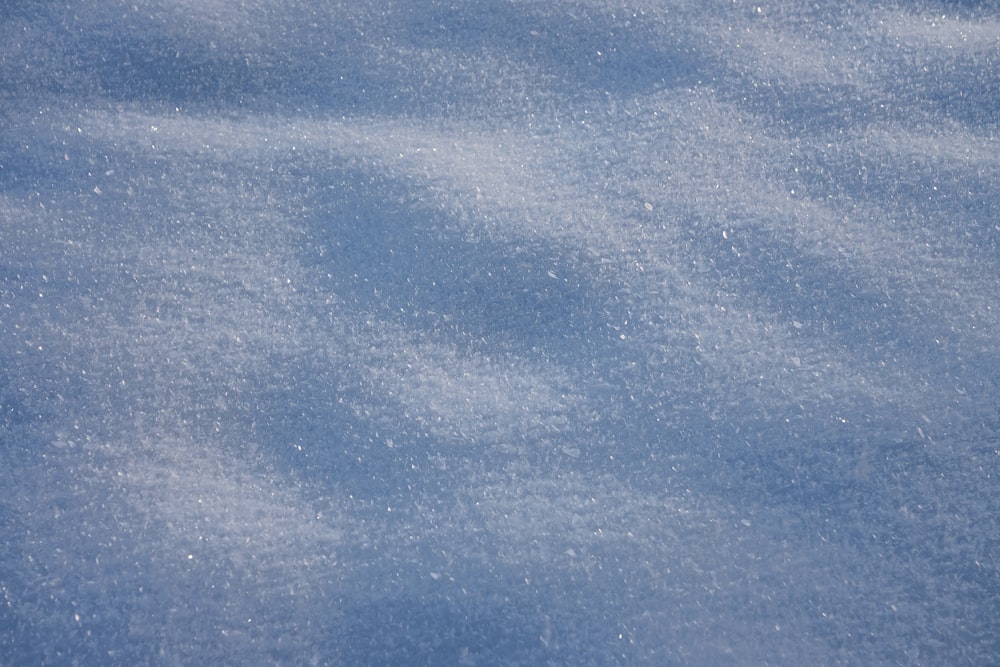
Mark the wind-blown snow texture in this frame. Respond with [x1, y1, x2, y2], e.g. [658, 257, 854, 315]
[2, 1, 998, 664]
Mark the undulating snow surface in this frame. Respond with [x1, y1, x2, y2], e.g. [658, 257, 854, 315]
[2, 1, 998, 664]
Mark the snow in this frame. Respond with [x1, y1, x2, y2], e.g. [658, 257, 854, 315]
[2, 1, 998, 664]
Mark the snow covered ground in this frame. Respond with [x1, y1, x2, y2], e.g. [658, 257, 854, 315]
[1, 1, 998, 664]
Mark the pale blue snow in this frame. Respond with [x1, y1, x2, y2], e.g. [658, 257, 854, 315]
[1, 1, 998, 665]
